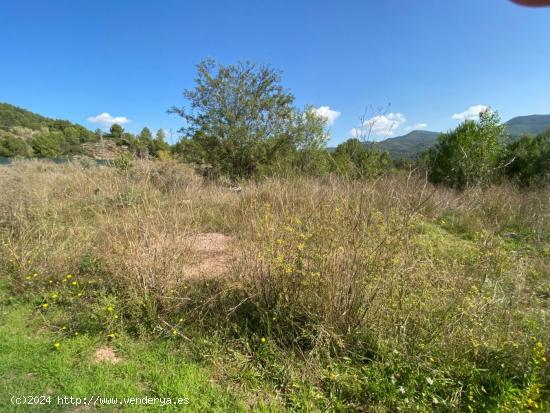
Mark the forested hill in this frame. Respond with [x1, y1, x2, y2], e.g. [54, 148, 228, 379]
[505, 114, 550, 136]
[0, 103, 99, 157]
[376, 130, 440, 159]
[0, 103, 172, 160]
[0, 102, 96, 137]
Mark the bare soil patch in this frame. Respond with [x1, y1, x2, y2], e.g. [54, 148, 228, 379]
[92, 346, 121, 364]
[184, 232, 235, 278]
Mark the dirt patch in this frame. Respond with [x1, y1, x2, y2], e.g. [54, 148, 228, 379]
[92, 346, 121, 364]
[185, 233, 235, 278]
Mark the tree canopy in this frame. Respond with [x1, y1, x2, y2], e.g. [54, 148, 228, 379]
[171, 59, 329, 178]
[423, 109, 506, 189]
[502, 130, 550, 186]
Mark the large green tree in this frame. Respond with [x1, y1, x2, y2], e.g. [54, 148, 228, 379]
[424, 109, 506, 189]
[171, 59, 328, 178]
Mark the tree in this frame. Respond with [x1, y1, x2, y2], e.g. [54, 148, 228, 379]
[152, 129, 171, 158]
[0, 134, 32, 157]
[332, 138, 391, 177]
[31, 131, 63, 157]
[107, 124, 124, 142]
[502, 130, 550, 186]
[170, 59, 327, 178]
[105, 124, 135, 148]
[136, 127, 153, 158]
[423, 109, 506, 189]
[289, 107, 332, 175]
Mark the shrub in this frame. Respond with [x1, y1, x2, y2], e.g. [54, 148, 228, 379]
[332, 138, 391, 177]
[0, 133, 32, 157]
[111, 152, 133, 171]
[424, 109, 506, 189]
[502, 130, 550, 186]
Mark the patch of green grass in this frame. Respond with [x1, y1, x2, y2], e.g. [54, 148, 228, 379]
[0, 288, 251, 412]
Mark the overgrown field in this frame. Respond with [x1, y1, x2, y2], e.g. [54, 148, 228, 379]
[0, 160, 548, 412]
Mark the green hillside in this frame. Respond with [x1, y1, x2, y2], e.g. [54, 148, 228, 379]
[0, 103, 99, 157]
[505, 114, 550, 136]
[376, 130, 440, 159]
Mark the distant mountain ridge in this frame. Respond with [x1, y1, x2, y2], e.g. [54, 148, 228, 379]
[376, 130, 440, 159]
[505, 114, 550, 136]
[372, 114, 550, 159]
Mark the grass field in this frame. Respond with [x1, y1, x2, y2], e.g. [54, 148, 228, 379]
[0, 159, 548, 412]
[0, 280, 248, 412]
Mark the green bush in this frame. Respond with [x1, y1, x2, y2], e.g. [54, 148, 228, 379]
[503, 131, 550, 186]
[0, 134, 32, 157]
[332, 138, 391, 177]
[31, 131, 63, 157]
[424, 109, 505, 189]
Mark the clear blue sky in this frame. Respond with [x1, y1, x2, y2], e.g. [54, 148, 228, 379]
[1, 0, 549, 144]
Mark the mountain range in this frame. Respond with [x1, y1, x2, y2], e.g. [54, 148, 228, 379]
[375, 114, 550, 159]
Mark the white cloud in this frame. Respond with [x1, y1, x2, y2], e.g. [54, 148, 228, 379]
[350, 112, 406, 139]
[87, 112, 131, 127]
[412, 122, 428, 130]
[311, 106, 341, 126]
[451, 105, 488, 121]
[404, 122, 428, 132]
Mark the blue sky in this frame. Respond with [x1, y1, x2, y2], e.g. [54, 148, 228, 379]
[1, 0, 549, 145]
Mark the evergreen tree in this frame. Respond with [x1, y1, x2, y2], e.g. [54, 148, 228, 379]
[152, 129, 170, 158]
[136, 127, 153, 158]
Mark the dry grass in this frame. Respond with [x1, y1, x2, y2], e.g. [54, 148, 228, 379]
[0, 159, 548, 411]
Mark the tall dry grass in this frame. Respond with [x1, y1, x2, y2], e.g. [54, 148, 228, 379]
[0, 159, 548, 410]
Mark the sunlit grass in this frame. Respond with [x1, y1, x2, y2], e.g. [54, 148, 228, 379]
[0, 159, 548, 411]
